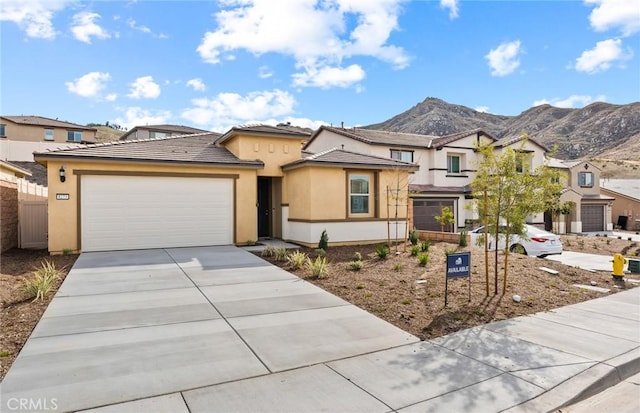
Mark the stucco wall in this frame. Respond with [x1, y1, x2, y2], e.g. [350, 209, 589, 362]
[602, 188, 640, 230]
[44, 160, 258, 253]
[0, 179, 19, 252]
[1, 121, 96, 143]
[225, 135, 307, 177]
[569, 162, 602, 196]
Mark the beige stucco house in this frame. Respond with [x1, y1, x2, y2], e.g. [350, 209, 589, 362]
[304, 126, 553, 232]
[34, 125, 416, 254]
[1, 115, 95, 162]
[600, 179, 640, 231]
[548, 159, 614, 233]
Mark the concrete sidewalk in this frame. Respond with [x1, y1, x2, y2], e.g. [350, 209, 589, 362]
[1, 246, 638, 413]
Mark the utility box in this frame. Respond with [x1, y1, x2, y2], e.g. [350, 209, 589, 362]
[628, 258, 640, 274]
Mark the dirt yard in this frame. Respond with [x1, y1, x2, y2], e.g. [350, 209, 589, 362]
[260, 234, 640, 342]
[0, 249, 78, 381]
[0, 233, 637, 381]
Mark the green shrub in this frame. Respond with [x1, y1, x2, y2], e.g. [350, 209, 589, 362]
[307, 256, 328, 278]
[459, 229, 468, 247]
[315, 248, 326, 257]
[417, 252, 429, 267]
[286, 250, 308, 269]
[62, 248, 74, 255]
[578, 239, 585, 249]
[606, 239, 611, 245]
[393, 263, 404, 271]
[445, 247, 457, 256]
[409, 228, 419, 245]
[410, 245, 420, 256]
[353, 251, 363, 262]
[421, 240, 431, 252]
[0, 350, 9, 357]
[349, 260, 364, 271]
[400, 298, 411, 305]
[318, 229, 329, 250]
[22, 260, 62, 302]
[375, 244, 390, 259]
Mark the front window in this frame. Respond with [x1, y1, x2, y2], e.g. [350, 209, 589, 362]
[0, 124, 5, 137]
[447, 154, 461, 174]
[149, 131, 168, 139]
[67, 130, 82, 142]
[390, 150, 413, 163]
[44, 129, 54, 141]
[578, 171, 593, 187]
[349, 174, 370, 215]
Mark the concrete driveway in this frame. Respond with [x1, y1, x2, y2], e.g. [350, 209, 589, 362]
[546, 251, 627, 272]
[0, 246, 417, 412]
[2, 246, 638, 413]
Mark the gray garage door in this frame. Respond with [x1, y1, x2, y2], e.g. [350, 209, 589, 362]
[413, 199, 455, 231]
[581, 205, 604, 232]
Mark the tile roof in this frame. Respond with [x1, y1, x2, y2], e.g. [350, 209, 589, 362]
[430, 128, 497, 149]
[216, 123, 313, 145]
[1, 115, 97, 131]
[306, 126, 436, 149]
[33, 133, 264, 168]
[119, 124, 211, 140]
[600, 179, 640, 200]
[281, 147, 418, 170]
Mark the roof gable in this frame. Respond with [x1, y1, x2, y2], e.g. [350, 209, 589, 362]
[305, 126, 435, 149]
[119, 124, 211, 140]
[282, 147, 419, 171]
[216, 124, 313, 145]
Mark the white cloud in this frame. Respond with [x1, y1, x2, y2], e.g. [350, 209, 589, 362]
[574, 38, 633, 73]
[485, 40, 522, 76]
[585, 0, 640, 36]
[112, 107, 173, 130]
[532, 94, 607, 108]
[127, 76, 161, 99]
[71, 11, 111, 44]
[127, 18, 168, 38]
[181, 89, 297, 131]
[186, 78, 206, 92]
[292, 64, 365, 88]
[258, 65, 273, 79]
[0, 0, 70, 39]
[196, 0, 409, 89]
[440, 0, 459, 19]
[474, 106, 490, 113]
[105, 93, 118, 102]
[65, 72, 111, 98]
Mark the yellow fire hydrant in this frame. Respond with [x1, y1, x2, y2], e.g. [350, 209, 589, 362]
[612, 253, 627, 279]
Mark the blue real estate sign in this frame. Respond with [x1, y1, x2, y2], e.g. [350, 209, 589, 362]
[445, 252, 471, 306]
[446, 252, 470, 278]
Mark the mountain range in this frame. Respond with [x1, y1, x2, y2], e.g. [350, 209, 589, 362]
[367, 98, 640, 161]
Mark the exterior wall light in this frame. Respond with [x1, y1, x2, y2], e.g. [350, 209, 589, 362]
[59, 165, 66, 183]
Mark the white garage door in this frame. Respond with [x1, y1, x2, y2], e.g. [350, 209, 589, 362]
[81, 175, 233, 251]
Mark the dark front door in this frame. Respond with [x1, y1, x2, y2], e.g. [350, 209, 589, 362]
[257, 177, 271, 237]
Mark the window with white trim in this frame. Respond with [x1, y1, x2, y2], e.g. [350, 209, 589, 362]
[149, 131, 168, 139]
[0, 124, 6, 137]
[390, 150, 413, 163]
[578, 171, 593, 187]
[447, 154, 461, 174]
[349, 174, 370, 215]
[67, 130, 82, 142]
[44, 129, 54, 141]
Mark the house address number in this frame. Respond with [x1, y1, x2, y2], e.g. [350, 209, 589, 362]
[56, 193, 70, 200]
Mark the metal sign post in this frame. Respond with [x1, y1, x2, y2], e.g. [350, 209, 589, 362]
[445, 252, 471, 307]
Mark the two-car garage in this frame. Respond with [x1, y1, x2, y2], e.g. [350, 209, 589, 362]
[80, 175, 234, 252]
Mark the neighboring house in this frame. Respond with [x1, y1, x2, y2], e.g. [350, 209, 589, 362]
[34, 124, 416, 253]
[119, 124, 210, 140]
[600, 179, 640, 230]
[0, 115, 94, 162]
[304, 126, 549, 231]
[548, 159, 614, 233]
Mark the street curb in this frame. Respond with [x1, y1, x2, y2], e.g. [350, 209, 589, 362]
[504, 347, 640, 413]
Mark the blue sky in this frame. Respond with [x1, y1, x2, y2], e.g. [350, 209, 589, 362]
[1, 0, 639, 133]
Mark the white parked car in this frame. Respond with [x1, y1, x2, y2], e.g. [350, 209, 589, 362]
[469, 224, 563, 258]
